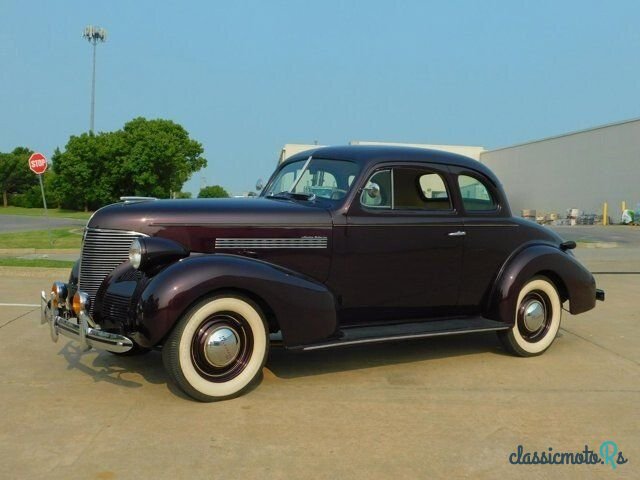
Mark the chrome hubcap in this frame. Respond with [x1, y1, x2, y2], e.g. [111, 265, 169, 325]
[204, 327, 240, 368]
[523, 300, 545, 332]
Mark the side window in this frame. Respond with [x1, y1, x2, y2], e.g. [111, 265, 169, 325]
[417, 173, 451, 210]
[458, 175, 496, 211]
[360, 170, 392, 208]
[394, 168, 452, 211]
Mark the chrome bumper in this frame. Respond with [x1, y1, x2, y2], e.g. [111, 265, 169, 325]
[40, 291, 133, 353]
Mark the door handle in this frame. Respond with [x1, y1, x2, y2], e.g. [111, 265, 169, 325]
[448, 231, 466, 237]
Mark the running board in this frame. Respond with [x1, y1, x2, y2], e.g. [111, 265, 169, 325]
[291, 317, 510, 351]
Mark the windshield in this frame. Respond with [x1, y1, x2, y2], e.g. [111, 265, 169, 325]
[263, 157, 361, 202]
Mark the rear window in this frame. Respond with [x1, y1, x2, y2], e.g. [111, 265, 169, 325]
[458, 175, 496, 211]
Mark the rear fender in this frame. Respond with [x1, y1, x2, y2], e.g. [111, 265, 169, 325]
[486, 244, 596, 323]
[133, 254, 337, 348]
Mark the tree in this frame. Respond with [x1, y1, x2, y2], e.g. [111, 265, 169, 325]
[10, 171, 59, 208]
[115, 117, 207, 199]
[51, 133, 118, 211]
[52, 117, 207, 210]
[0, 147, 35, 207]
[174, 191, 192, 199]
[198, 185, 230, 198]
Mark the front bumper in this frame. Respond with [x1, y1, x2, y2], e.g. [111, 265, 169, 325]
[40, 291, 133, 353]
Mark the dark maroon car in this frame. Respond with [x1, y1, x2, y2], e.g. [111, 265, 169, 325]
[41, 145, 604, 401]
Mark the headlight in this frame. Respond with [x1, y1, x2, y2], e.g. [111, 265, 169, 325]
[127, 237, 188, 272]
[72, 291, 91, 315]
[50, 282, 68, 309]
[129, 238, 143, 269]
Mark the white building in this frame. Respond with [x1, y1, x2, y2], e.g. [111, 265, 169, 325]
[279, 143, 326, 163]
[480, 118, 640, 216]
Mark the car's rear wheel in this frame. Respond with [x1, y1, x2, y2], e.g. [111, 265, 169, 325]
[498, 276, 562, 357]
[162, 294, 269, 402]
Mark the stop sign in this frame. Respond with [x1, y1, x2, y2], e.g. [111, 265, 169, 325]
[28, 152, 48, 175]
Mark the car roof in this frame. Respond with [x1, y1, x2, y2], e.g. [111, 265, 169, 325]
[283, 145, 500, 184]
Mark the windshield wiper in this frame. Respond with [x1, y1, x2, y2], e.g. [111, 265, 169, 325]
[266, 155, 316, 201]
[267, 191, 316, 201]
[288, 155, 312, 193]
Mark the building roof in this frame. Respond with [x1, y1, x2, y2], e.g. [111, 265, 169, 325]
[484, 117, 640, 154]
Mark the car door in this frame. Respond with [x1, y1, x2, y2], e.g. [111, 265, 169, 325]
[332, 163, 465, 325]
[449, 167, 522, 314]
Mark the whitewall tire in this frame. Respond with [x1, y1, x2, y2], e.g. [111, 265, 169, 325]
[163, 294, 269, 402]
[499, 276, 562, 357]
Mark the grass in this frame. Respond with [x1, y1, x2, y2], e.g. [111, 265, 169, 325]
[0, 206, 93, 220]
[0, 257, 75, 268]
[0, 228, 83, 249]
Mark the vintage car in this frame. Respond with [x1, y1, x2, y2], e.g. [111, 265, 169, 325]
[41, 145, 604, 401]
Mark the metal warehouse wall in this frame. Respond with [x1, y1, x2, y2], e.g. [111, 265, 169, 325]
[480, 119, 640, 217]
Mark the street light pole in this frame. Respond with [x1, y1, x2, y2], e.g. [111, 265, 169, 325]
[82, 25, 107, 134]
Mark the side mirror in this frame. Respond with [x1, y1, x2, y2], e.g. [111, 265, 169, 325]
[364, 182, 380, 199]
[255, 178, 264, 191]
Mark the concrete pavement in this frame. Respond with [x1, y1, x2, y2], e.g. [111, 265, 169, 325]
[0, 255, 637, 479]
[550, 224, 639, 246]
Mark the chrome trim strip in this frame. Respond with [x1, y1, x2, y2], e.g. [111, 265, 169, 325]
[300, 326, 510, 351]
[84, 227, 150, 236]
[151, 223, 331, 228]
[215, 236, 328, 249]
[120, 196, 157, 203]
[390, 168, 395, 210]
[339, 224, 518, 228]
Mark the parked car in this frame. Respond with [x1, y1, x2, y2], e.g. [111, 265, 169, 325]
[41, 145, 604, 401]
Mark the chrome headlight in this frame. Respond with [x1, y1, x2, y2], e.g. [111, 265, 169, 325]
[72, 291, 91, 315]
[50, 281, 68, 309]
[129, 238, 142, 269]
[128, 237, 188, 272]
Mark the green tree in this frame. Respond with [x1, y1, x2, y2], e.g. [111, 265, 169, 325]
[198, 185, 230, 198]
[115, 117, 207, 199]
[52, 117, 207, 210]
[0, 147, 35, 207]
[51, 133, 118, 211]
[174, 191, 193, 199]
[10, 171, 59, 208]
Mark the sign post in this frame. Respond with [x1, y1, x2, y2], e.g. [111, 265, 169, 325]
[28, 153, 53, 246]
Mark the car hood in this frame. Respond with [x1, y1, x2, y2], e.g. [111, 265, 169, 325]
[87, 197, 333, 234]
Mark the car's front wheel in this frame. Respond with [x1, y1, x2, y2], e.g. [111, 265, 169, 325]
[498, 276, 562, 357]
[162, 294, 269, 402]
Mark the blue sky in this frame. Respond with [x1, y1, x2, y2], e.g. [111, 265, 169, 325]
[1, 1, 639, 195]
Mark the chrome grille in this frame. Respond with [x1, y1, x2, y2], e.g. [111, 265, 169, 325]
[101, 292, 131, 322]
[79, 228, 144, 314]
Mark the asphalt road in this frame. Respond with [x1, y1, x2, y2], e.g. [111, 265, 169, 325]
[0, 246, 637, 479]
[0, 214, 86, 233]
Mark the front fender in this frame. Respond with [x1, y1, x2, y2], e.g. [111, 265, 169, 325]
[133, 254, 337, 348]
[486, 244, 596, 324]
